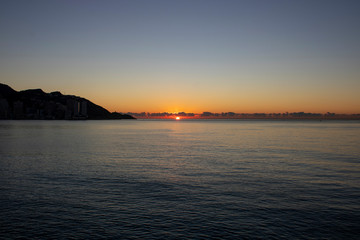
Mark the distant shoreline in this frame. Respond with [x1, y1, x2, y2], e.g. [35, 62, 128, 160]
[128, 111, 360, 120]
[2, 118, 360, 122]
[134, 116, 360, 121]
[134, 117, 360, 121]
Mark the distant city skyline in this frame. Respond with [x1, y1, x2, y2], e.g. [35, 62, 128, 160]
[1, 0, 360, 114]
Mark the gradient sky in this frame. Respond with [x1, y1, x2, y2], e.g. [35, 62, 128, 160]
[1, 0, 359, 113]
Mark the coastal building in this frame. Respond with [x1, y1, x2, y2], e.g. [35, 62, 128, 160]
[13, 101, 24, 119]
[0, 98, 9, 119]
[66, 99, 75, 119]
[81, 101, 87, 117]
[74, 101, 80, 117]
[65, 99, 88, 119]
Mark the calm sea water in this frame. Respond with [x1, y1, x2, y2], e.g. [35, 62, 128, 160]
[0, 120, 359, 239]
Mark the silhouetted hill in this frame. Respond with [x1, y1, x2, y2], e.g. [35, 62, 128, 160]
[0, 83, 135, 120]
[0, 83, 18, 99]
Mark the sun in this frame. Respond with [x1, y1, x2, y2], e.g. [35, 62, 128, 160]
[175, 117, 180, 120]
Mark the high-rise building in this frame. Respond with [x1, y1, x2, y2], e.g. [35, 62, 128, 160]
[0, 99, 9, 119]
[13, 101, 24, 119]
[74, 101, 80, 117]
[81, 101, 87, 117]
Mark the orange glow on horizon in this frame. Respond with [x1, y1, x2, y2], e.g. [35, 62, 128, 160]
[73, 86, 360, 115]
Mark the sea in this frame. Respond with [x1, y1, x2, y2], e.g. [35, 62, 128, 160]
[0, 120, 359, 239]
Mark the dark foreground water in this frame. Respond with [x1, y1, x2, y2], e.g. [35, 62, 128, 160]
[0, 120, 359, 239]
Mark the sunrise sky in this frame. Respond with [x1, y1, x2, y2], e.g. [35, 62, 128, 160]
[1, 0, 359, 114]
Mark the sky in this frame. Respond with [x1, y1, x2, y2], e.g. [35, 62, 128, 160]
[1, 0, 359, 114]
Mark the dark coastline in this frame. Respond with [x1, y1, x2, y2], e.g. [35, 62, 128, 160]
[2, 83, 359, 121]
[0, 83, 135, 120]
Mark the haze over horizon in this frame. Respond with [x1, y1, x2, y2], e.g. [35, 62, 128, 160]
[1, 0, 359, 114]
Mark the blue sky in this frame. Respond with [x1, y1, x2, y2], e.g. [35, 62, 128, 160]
[1, 0, 359, 113]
